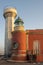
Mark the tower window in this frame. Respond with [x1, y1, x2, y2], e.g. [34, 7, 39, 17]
[13, 42, 18, 49]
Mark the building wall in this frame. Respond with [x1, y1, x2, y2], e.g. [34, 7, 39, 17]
[28, 30, 43, 62]
[11, 31, 26, 61]
[12, 30, 43, 62]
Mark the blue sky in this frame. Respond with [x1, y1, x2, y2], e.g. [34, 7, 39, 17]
[0, 0, 43, 54]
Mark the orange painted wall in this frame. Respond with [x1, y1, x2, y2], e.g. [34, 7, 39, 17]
[28, 30, 43, 62]
[12, 30, 43, 62]
[12, 31, 26, 61]
[12, 31, 26, 50]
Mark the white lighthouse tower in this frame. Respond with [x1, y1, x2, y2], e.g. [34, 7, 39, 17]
[3, 8, 17, 56]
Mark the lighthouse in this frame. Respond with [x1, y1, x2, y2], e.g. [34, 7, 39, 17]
[3, 8, 17, 56]
[11, 17, 26, 61]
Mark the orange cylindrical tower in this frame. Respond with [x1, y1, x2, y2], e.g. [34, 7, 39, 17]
[11, 17, 26, 62]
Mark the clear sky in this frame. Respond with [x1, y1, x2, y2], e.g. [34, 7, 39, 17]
[0, 0, 43, 54]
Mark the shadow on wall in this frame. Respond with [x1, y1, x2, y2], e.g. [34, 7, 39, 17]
[26, 50, 37, 63]
[4, 39, 12, 58]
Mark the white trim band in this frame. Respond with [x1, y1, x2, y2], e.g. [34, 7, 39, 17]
[18, 50, 26, 52]
[12, 54, 26, 57]
[12, 50, 26, 52]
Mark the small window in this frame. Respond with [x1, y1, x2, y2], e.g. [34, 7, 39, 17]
[13, 42, 18, 49]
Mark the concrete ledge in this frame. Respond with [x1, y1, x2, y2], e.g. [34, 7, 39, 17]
[7, 59, 27, 63]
